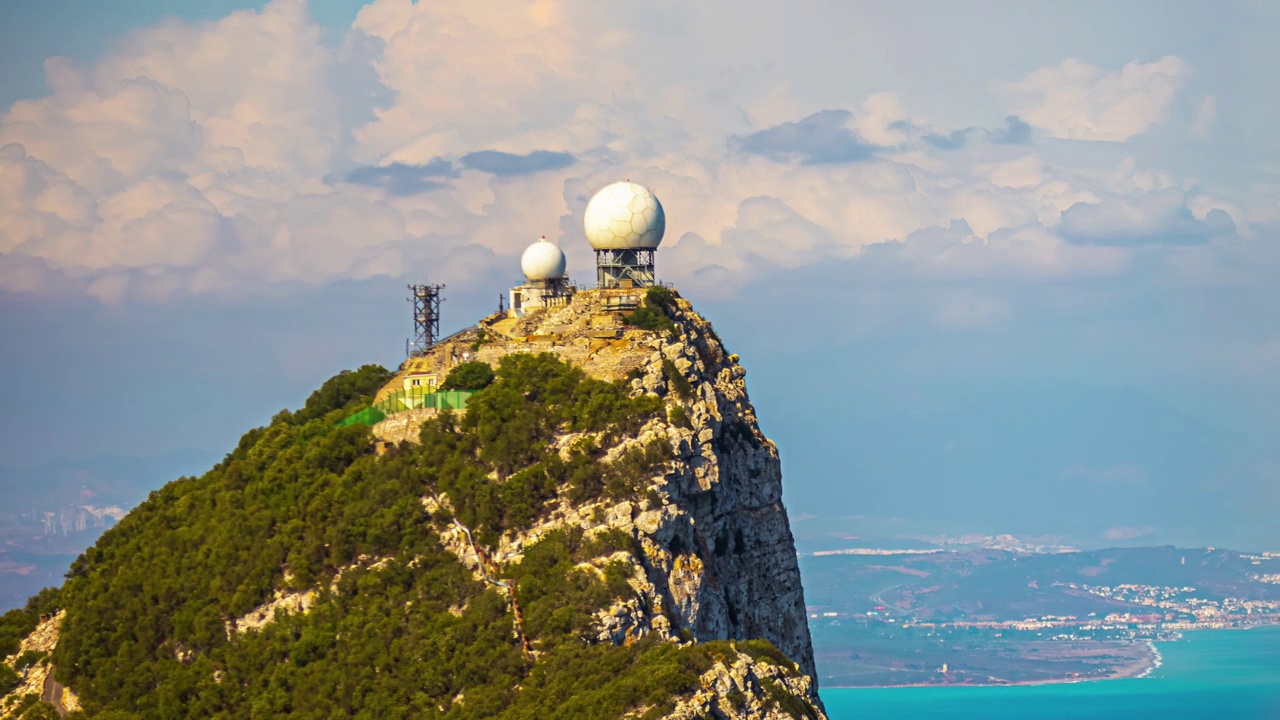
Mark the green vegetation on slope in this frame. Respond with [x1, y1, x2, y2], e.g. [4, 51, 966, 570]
[621, 287, 677, 334]
[439, 361, 495, 391]
[0, 587, 60, 659]
[18, 352, 763, 719]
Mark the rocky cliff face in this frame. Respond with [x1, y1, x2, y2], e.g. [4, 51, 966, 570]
[385, 288, 823, 715]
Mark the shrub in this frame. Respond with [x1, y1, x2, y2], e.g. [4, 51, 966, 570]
[621, 287, 677, 334]
[294, 364, 392, 423]
[662, 359, 694, 400]
[16, 702, 60, 720]
[644, 286, 676, 310]
[763, 677, 819, 719]
[0, 663, 19, 694]
[0, 587, 59, 658]
[13, 650, 44, 671]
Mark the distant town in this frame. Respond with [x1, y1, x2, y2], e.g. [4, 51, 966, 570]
[800, 542, 1280, 686]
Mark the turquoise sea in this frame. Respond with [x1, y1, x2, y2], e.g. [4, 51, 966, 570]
[820, 626, 1280, 719]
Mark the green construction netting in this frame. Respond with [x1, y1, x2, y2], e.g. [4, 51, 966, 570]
[337, 406, 386, 428]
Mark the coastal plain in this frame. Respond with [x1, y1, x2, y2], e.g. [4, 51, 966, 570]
[802, 544, 1280, 687]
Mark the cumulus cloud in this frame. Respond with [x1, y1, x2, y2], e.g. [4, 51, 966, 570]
[0, 144, 97, 254]
[348, 0, 632, 162]
[989, 116, 1033, 145]
[1060, 191, 1236, 246]
[0, 0, 1265, 318]
[854, 93, 911, 147]
[459, 150, 575, 176]
[343, 160, 457, 196]
[732, 110, 877, 164]
[998, 56, 1189, 141]
[924, 116, 1032, 150]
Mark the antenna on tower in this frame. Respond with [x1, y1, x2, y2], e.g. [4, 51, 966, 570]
[406, 283, 444, 357]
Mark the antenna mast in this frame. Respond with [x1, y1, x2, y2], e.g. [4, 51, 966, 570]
[406, 283, 444, 357]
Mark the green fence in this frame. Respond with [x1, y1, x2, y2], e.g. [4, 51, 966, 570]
[339, 389, 477, 428]
[376, 389, 475, 414]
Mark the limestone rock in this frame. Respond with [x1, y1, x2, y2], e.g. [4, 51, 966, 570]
[0, 611, 82, 718]
[389, 289, 824, 714]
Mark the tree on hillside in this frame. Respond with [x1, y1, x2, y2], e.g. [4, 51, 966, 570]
[440, 361, 495, 391]
[295, 364, 393, 422]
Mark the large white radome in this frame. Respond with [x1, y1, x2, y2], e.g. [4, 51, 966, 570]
[584, 182, 665, 250]
[520, 237, 567, 281]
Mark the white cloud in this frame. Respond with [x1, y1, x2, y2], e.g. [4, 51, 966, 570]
[349, 0, 629, 162]
[0, 144, 97, 254]
[1059, 189, 1236, 246]
[1, 74, 201, 194]
[95, 0, 341, 177]
[998, 56, 1189, 142]
[854, 93, 910, 147]
[0, 0, 1264, 318]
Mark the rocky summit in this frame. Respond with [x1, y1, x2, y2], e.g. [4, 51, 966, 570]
[0, 287, 824, 719]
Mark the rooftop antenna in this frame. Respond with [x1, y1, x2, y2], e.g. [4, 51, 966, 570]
[406, 283, 444, 357]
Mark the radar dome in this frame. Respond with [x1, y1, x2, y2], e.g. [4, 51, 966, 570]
[584, 182, 665, 250]
[521, 236, 567, 281]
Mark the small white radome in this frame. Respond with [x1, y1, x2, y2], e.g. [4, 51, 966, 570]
[584, 182, 665, 250]
[520, 237, 566, 281]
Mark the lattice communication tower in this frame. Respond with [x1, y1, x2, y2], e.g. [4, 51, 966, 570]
[406, 283, 444, 357]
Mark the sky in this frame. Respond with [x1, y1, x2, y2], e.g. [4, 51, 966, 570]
[1, 0, 1278, 550]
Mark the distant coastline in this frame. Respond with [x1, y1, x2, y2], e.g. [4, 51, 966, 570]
[823, 639, 1161, 689]
[1135, 640, 1163, 679]
[820, 627, 1280, 719]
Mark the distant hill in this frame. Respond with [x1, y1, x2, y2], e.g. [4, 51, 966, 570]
[801, 545, 1280, 621]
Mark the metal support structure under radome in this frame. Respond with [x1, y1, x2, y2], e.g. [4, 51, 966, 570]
[594, 249, 655, 289]
[406, 283, 444, 357]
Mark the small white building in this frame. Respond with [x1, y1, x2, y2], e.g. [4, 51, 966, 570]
[403, 372, 440, 392]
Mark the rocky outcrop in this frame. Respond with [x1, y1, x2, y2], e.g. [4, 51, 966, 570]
[226, 588, 317, 637]
[385, 289, 823, 714]
[663, 647, 822, 720]
[1, 611, 81, 718]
